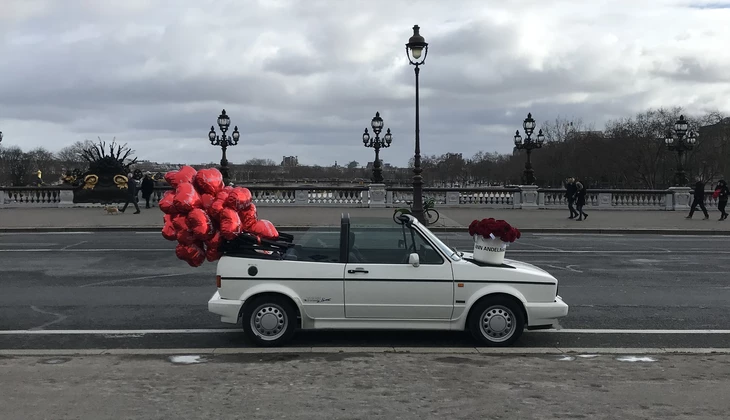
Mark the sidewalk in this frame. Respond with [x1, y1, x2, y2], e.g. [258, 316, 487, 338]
[1, 206, 728, 234]
[1, 352, 728, 420]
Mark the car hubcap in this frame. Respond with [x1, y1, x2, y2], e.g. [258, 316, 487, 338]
[479, 305, 515, 342]
[251, 304, 287, 341]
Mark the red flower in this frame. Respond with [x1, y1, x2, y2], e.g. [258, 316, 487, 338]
[468, 218, 521, 243]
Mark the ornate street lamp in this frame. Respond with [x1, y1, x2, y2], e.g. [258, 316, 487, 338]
[207, 109, 240, 183]
[406, 24, 429, 224]
[362, 112, 393, 184]
[658, 115, 697, 186]
[513, 112, 545, 185]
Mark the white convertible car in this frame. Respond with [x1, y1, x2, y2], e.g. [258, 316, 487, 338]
[208, 213, 568, 347]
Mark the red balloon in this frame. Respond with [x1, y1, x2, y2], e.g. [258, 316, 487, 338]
[187, 208, 214, 241]
[177, 166, 197, 185]
[225, 187, 252, 211]
[159, 190, 177, 214]
[175, 243, 205, 267]
[223, 185, 234, 193]
[194, 168, 224, 196]
[173, 182, 202, 214]
[177, 229, 197, 246]
[219, 208, 242, 240]
[164, 170, 179, 188]
[161, 214, 177, 241]
[200, 193, 215, 210]
[240, 203, 258, 230]
[205, 233, 223, 262]
[209, 199, 226, 221]
[172, 214, 189, 232]
[249, 219, 279, 240]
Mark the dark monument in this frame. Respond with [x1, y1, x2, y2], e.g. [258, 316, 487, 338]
[61, 139, 139, 204]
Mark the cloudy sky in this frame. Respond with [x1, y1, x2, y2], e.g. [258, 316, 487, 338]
[1, 0, 729, 167]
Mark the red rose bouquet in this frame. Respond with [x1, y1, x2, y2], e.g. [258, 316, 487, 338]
[468, 218, 521, 243]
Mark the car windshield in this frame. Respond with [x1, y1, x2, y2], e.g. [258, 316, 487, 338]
[409, 216, 462, 261]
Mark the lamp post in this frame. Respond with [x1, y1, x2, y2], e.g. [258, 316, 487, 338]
[405, 24, 428, 224]
[207, 109, 240, 183]
[362, 112, 393, 184]
[658, 115, 697, 186]
[513, 113, 545, 185]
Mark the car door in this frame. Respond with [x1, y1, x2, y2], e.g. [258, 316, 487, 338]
[344, 223, 454, 319]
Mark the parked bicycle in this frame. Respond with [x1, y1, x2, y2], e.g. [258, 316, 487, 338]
[393, 198, 440, 225]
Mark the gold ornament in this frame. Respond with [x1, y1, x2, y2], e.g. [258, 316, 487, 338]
[114, 175, 129, 189]
[83, 175, 99, 190]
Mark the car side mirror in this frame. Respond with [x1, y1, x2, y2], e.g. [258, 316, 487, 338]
[409, 253, 420, 267]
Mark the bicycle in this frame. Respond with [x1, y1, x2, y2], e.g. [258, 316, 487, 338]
[393, 198, 440, 225]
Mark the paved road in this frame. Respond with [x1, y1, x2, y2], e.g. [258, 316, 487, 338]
[1, 231, 729, 349]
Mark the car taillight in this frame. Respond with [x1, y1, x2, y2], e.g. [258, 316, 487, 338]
[216, 275, 221, 288]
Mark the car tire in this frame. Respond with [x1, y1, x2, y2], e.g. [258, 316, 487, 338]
[241, 295, 297, 347]
[468, 296, 525, 347]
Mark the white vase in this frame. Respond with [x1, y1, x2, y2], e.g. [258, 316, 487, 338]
[473, 235, 506, 265]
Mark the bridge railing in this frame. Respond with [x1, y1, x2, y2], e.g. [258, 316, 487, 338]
[0, 184, 704, 211]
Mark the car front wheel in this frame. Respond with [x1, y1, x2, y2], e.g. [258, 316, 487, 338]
[468, 297, 525, 347]
[242, 296, 297, 347]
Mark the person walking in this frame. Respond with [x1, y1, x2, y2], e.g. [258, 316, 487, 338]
[686, 177, 709, 220]
[713, 179, 729, 221]
[564, 177, 578, 219]
[120, 172, 141, 214]
[574, 180, 588, 221]
[141, 172, 155, 209]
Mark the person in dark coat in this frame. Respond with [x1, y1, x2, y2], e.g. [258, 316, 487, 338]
[686, 177, 709, 220]
[714, 179, 729, 221]
[564, 177, 578, 219]
[574, 180, 588, 221]
[120, 172, 141, 214]
[141, 173, 155, 209]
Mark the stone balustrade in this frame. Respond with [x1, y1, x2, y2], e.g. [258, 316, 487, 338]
[0, 184, 719, 211]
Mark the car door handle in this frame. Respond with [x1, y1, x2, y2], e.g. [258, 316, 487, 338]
[348, 268, 369, 274]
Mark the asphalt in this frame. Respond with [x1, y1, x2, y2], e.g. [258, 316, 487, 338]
[1, 231, 729, 350]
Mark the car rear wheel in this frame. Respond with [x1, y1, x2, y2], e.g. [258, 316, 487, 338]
[468, 297, 525, 347]
[242, 296, 297, 347]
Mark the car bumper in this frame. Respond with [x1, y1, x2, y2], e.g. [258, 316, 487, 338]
[525, 295, 569, 327]
[208, 291, 243, 324]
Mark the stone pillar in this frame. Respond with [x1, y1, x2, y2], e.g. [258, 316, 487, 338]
[598, 192, 612, 208]
[513, 190, 522, 209]
[445, 191, 460, 207]
[669, 187, 691, 211]
[386, 190, 394, 207]
[295, 188, 309, 205]
[59, 190, 74, 208]
[369, 184, 386, 208]
[519, 185, 539, 210]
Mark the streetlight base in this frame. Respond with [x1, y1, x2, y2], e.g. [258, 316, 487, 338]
[521, 169, 536, 186]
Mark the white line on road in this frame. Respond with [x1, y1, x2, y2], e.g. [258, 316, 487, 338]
[0, 232, 93, 235]
[80, 273, 194, 288]
[1, 328, 730, 335]
[534, 329, 730, 334]
[0, 329, 241, 335]
[1, 347, 730, 356]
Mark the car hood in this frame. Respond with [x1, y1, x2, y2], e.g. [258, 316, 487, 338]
[454, 252, 557, 283]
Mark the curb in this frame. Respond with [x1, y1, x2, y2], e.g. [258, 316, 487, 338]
[1, 226, 729, 235]
[1, 347, 729, 357]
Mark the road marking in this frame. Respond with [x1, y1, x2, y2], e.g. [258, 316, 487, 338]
[5, 248, 730, 255]
[0, 232, 93, 236]
[534, 329, 730, 334]
[2, 328, 730, 336]
[0, 347, 729, 356]
[29, 306, 68, 330]
[80, 273, 194, 288]
[135, 232, 160, 234]
[0, 329, 241, 335]
[61, 240, 88, 250]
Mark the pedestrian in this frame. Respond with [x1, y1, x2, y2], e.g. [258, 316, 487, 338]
[120, 172, 141, 214]
[141, 172, 155, 209]
[575, 180, 588, 221]
[686, 177, 709, 220]
[564, 177, 578, 219]
[713, 179, 729, 221]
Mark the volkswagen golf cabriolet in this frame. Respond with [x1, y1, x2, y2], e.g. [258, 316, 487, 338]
[208, 213, 568, 346]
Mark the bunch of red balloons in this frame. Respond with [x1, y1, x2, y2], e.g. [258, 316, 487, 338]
[159, 166, 279, 267]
